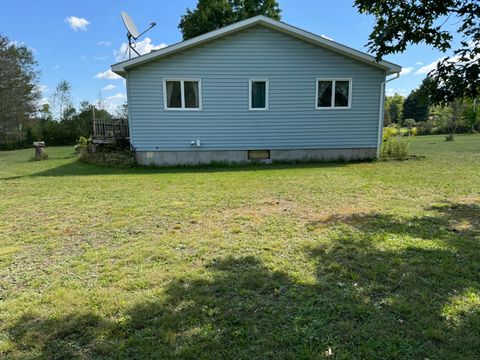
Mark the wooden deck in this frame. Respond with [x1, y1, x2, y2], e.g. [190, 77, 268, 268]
[92, 118, 129, 144]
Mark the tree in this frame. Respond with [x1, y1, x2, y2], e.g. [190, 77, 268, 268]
[0, 34, 40, 149]
[462, 98, 480, 132]
[231, 0, 282, 20]
[50, 80, 73, 120]
[179, 0, 281, 40]
[116, 102, 128, 119]
[403, 77, 432, 122]
[354, 0, 480, 104]
[39, 103, 53, 121]
[384, 94, 404, 124]
[431, 99, 466, 140]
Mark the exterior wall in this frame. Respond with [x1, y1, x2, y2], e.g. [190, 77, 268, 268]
[127, 25, 386, 153]
[136, 148, 377, 166]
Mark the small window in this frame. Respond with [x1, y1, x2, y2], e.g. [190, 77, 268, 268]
[164, 79, 201, 110]
[248, 150, 270, 160]
[316, 79, 352, 109]
[249, 79, 268, 110]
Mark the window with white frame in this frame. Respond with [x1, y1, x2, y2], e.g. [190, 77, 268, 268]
[316, 79, 352, 109]
[249, 79, 268, 110]
[164, 79, 201, 110]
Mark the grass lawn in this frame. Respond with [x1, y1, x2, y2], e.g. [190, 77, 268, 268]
[0, 134, 479, 359]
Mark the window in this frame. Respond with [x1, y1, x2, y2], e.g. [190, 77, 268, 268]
[164, 79, 201, 110]
[249, 79, 268, 110]
[248, 150, 270, 160]
[316, 79, 352, 109]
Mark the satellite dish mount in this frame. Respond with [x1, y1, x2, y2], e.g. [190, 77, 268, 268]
[121, 11, 156, 60]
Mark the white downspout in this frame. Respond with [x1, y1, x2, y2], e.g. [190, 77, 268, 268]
[377, 72, 400, 158]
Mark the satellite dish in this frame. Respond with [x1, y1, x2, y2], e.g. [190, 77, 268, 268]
[120, 11, 157, 60]
[121, 11, 140, 39]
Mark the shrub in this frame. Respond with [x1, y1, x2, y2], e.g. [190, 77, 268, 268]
[415, 121, 433, 135]
[404, 118, 416, 128]
[74, 136, 92, 154]
[76, 136, 136, 167]
[380, 136, 410, 159]
[79, 150, 136, 167]
[383, 125, 400, 141]
[404, 118, 416, 136]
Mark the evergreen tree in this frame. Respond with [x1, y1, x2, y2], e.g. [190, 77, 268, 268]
[0, 34, 40, 149]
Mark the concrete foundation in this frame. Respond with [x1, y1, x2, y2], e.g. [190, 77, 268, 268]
[136, 148, 377, 166]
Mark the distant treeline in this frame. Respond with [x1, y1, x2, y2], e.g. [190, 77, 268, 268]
[385, 77, 480, 136]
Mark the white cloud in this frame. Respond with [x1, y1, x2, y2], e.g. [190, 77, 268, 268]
[320, 34, 334, 41]
[93, 55, 109, 61]
[102, 93, 127, 114]
[39, 97, 50, 106]
[114, 37, 167, 61]
[36, 84, 48, 93]
[65, 16, 90, 31]
[52, 64, 60, 70]
[106, 93, 126, 101]
[386, 87, 409, 97]
[97, 41, 111, 47]
[102, 84, 116, 91]
[415, 61, 424, 65]
[415, 58, 444, 75]
[400, 66, 414, 76]
[416, 49, 479, 76]
[94, 69, 122, 80]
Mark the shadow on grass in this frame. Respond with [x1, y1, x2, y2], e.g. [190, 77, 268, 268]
[2, 158, 353, 180]
[5, 202, 480, 359]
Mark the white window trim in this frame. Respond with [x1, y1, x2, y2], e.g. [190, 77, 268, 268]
[315, 78, 352, 110]
[163, 78, 202, 111]
[249, 79, 269, 111]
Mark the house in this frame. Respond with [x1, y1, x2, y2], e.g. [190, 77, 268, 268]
[111, 16, 401, 166]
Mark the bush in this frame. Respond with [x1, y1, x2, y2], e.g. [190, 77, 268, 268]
[415, 121, 433, 135]
[383, 125, 400, 141]
[404, 118, 416, 136]
[79, 150, 136, 167]
[404, 118, 416, 128]
[74, 136, 92, 154]
[76, 137, 136, 167]
[380, 136, 410, 159]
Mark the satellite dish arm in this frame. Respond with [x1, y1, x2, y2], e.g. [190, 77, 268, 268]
[136, 22, 156, 39]
[128, 33, 141, 56]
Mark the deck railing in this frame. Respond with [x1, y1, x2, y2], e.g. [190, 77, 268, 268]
[92, 118, 129, 143]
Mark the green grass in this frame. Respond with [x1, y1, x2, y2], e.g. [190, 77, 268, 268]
[0, 134, 479, 359]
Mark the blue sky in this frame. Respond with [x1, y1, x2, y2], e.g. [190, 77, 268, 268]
[1, 0, 460, 113]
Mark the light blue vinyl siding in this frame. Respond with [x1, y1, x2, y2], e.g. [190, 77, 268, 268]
[127, 25, 385, 151]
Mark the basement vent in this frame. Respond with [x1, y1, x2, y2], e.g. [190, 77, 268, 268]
[248, 150, 270, 160]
